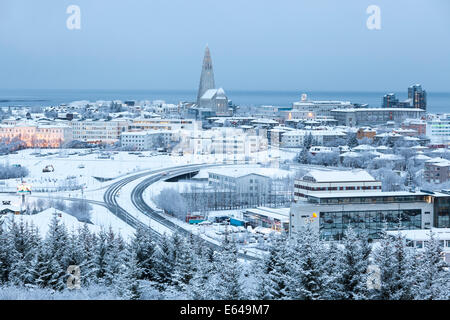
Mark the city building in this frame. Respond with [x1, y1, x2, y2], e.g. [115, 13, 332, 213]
[207, 167, 291, 207]
[70, 119, 129, 144]
[292, 98, 354, 117]
[402, 119, 426, 136]
[242, 207, 290, 232]
[331, 108, 425, 127]
[0, 122, 72, 148]
[199, 88, 230, 116]
[382, 93, 411, 109]
[281, 129, 346, 148]
[382, 93, 399, 108]
[408, 84, 427, 111]
[424, 158, 450, 184]
[130, 118, 201, 131]
[120, 130, 174, 151]
[426, 115, 450, 145]
[290, 169, 450, 240]
[356, 127, 377, 140]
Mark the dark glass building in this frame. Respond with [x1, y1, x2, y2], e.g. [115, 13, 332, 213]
[408, 84, 427, 111]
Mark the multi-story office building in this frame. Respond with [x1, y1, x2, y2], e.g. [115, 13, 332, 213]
[331, 108, 425, 127]
[120, 130, 173, 151]
[70, 119, 129, 144]
[408, 84, 427, 111]
[290, 169, 450, 240]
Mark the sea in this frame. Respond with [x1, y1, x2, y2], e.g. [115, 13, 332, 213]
[0, 89, 449, 114]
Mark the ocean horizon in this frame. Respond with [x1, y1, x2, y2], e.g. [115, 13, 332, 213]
[0, 89, 449, 114]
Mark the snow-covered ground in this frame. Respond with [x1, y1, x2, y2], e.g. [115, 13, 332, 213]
[0, 147, 295, 246]
[1, 208, 101, 238]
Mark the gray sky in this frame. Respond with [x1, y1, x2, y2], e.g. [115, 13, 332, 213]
[0, 0, 449, 91]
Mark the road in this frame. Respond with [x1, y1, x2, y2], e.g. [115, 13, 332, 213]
[129, 164, 259, 260]
[33, 162, 259, 260]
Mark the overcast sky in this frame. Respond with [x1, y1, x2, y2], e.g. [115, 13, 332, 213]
[0, 0, 449, 92]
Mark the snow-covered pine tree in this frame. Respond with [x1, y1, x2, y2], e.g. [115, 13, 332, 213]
[9, 219, 41, 286]
[92, 229, 109, 282]
[0, 220, 18, 284]
[130, 224, 156, 281]
[338, 227, 371, 300]
[35, 213, 69, 291]
[75, 223, 98, 285]
[187, 245, 217, 300]
[412, 231, 450, 300]
[117, 245, 143, 300]
[172, 233, 196, 291]
[152, 233, 176, 291]
[213, 231, 243, 300]
[103, 228, 128, 292]
[253, 233, 290, 300]
[373, 231, 416, 300]
[286, 225, 327, 300]
[320, 241, 345, 300]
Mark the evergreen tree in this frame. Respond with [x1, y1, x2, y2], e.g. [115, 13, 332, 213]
[286, 226, 326, 300]
[130, 225, 156, 281]
[213, 232, 243, 300]
[412, 232, 450, 300]
[152, 234, 176, 290]
[254, 234, 290, 300]
[347, 133, 359, 149]
[320, 241, 344, 299]
[337, 228, 371, 300]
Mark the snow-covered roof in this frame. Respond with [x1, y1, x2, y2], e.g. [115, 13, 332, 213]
[414, 154, 431, 161]
[353, 145, 376, 151]
[302, 169, 377, 183]
[201, 89, 218, 100]
[208, 167, 292, 179]
[340, 151, 362, 158]
[376, 154, 404, 161]
[244, 207, 290, 222]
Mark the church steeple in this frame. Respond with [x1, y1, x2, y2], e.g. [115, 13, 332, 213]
[197, 45, 216, 105]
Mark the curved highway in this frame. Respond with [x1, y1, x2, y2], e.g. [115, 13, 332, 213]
[130, 164, 259, 261]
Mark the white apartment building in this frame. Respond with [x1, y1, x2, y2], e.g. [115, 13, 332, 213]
[211, 134, 265, 157]
[120, 130, 174, 151]
[70, 119, 129, 144]
[281, 129, 346, 147]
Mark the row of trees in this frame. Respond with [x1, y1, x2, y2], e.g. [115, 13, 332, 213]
[0, 215, 448, 300]
[0, 163, 29, 180]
